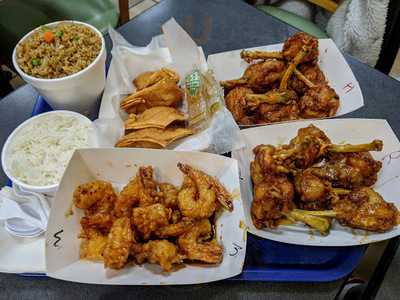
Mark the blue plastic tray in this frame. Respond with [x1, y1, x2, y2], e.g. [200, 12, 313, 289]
[21, 96, 366, 282]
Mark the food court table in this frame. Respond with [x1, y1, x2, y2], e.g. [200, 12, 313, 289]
[1, 0, 400, 299]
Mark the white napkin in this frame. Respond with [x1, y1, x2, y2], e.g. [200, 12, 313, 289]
[0, 186, 50, 236]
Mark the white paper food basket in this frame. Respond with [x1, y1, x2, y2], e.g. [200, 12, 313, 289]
[232, 119, 400, 246]
[93, 18, 243, 154]
[207, 39, 364, 126]
[45, 148, 246, 284]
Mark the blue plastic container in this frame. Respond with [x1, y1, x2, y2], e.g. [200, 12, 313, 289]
[19, 96, 366, 282]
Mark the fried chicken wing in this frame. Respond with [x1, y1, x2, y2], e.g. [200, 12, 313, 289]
[225, 86, 254, 123]
[136, 240, 183, 272]
[294, 168, 349, 210]
[113, 176, 140, 218]
[120, 78, 183, 113]
[103, 217, 133, 269]
[251, 173, 295, 229]
[333, 188, 400, 232]
[132, 203, 171, 239]
[304, 188, 400, 232]
[159, 183, 179, 209]
[252, 125, 331, 175]
[290, 63, 326, 94]
[240, 32, 318, 64]
[282, 32, 319, 63]
[133, 68, 179, 91]
[312, 152, 382, 189]
[257, 101, 300, 123]
[73, 180, 115, 210]
[155, 218, 194, 238]
[136, 166, 160, 207]
[221, 60, 286, 90]
[75, 181, 117, 234]
[79, 228, 108, 261]
[178, 219, 223, 264]
[299, 84, 339, 118]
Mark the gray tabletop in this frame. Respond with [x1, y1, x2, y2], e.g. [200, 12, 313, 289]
[1, 0, 400, 299]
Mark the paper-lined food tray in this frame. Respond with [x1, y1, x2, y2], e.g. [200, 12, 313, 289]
[208, 39, 364, 125]
[232, 119, 400, 246]
[45, 148, 246, 285]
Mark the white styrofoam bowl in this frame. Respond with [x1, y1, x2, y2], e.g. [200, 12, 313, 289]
[12, 20, 106, 116]
[1, 111, 93, 194]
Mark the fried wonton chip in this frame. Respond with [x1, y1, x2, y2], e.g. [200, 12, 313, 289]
[125, 106, 187, 130]
[133, 68, 180, 91]
[115, 127, 194, 148]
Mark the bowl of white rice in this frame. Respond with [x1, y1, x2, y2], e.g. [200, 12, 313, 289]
[1, 111, 93, 193]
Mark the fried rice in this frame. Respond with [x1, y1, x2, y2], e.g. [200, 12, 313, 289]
[16, 22, 101, 79]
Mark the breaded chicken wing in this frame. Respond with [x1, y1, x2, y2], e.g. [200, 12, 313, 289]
[136, 240, 183, 272]
[132, 203, 171, 239]
[103, 217, 133, 269]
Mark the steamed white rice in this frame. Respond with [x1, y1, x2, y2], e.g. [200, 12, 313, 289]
[7, 114, 90, 186]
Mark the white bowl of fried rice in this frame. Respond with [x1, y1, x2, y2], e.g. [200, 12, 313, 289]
[12, 21, 106, 116]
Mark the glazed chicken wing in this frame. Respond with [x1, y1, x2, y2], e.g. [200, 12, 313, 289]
[299, 84, 339, 118]
[290, 63, 326, 94]
[304, 188, 400, 232]
[221, 59, 286, 90]
[224, 86, 254, 124]
[282, 32, 319, 63]
[132, 203, 171, 239]
[311, 151, 382, 189]
[257, 102, 300, 124]
[136, 240, 184, 272]
[251, 173, 295, 229]
[333, 188, 400, 232]
[240, 32, 318, 64]
[294, 168, 350, 210]
[103, 217, 133, 269]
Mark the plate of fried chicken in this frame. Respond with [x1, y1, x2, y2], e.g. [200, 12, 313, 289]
[233, 119, 400, 246]
[45, 148, 246, 284]
[208, 32, 364, 126]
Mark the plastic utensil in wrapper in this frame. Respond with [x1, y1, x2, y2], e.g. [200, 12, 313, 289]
[184, 68, 224, 129]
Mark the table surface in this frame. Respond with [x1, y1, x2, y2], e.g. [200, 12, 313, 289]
[1, 0, 400, 299]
